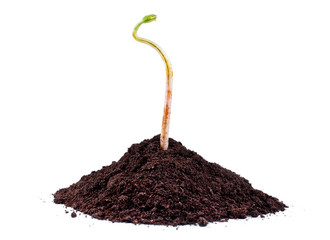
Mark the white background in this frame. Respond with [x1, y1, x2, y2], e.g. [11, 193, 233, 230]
[1, 0, 329, 239]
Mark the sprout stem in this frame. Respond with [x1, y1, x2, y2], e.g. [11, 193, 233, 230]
[133, 14, 173, 150]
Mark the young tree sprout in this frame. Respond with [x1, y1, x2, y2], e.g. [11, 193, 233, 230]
[133, 14, 173, 150]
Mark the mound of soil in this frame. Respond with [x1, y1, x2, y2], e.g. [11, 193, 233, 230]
[54, 135, 286, 226]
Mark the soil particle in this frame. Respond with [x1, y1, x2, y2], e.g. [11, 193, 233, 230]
[71, 212, 77, 218]
[198, 217, 208, 227]
[54, 135, 286, 226]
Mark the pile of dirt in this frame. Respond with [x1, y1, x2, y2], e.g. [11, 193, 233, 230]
[54, 135, 286, 226]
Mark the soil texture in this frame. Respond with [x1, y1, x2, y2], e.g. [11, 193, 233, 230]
[54, 135, 286, 226]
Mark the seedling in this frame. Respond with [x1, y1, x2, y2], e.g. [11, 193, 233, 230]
[54, 16, 287, 225]
[133, 14, 173, 150]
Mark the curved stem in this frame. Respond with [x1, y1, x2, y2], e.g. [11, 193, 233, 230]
[133, 14, 173, 150]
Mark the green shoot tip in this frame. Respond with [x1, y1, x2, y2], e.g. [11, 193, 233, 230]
[142, 14, 157, 23]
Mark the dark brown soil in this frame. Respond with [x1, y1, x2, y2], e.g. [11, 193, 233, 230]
[54, 135, 286, 226]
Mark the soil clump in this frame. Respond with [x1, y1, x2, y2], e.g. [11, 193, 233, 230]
[54, 135, 286, 226]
